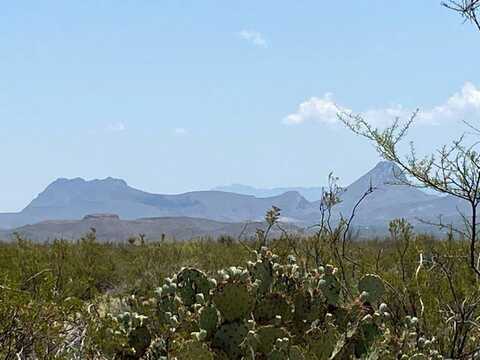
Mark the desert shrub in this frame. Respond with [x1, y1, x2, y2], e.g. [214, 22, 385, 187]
[3, 224, 480, 358]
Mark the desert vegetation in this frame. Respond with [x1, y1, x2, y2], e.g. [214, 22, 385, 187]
[2, 206, 480, 359]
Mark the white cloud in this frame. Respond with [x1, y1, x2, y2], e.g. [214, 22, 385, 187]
[419, 82, 480, 124]
[107, 122, 126, 132]
[174, 127, 188, 136]
[284, 82, 480, 127]
[238, 29, 268, 48]
[283, 93, 348, 125]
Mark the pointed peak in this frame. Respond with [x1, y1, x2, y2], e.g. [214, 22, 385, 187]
[348, 161, 407, 190]
[367, 161, 406, 184]
[372, 160, 402, 171]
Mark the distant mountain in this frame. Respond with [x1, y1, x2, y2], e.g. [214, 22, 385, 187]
[0, 214, 301, 243]
[0, 177, 316, 229]
[0, 161, 469, 237]
[212, 184, 325, 201]
[333, 161, 440, 224]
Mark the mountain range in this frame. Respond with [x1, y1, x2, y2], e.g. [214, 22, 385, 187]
[0, 161, 468, 241]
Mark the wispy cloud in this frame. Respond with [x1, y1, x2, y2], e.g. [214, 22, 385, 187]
[284, 82, 480, 127]
[174, 127, 188, 136]
[238, 29, 268, 48]
[107, 122, 126, 132]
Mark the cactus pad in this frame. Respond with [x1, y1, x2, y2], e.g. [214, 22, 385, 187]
[176, 268, 213, 307]
[354, 321, 381, 357]
[358, 274, 385, 304]
[254, 293, 292, 323]
[319, 272, 341, 306]
[250, 260, 274, 294]
[305, 326, 336, 359]
[198, 305, 219, 339]
[255, 325, 289, 355]
[293, 289, 326, 322]
[171, 340, 214, 360]
[127, 325, 151, 358]
[213, 282, 254, 322]
[213, 321, 248, 359]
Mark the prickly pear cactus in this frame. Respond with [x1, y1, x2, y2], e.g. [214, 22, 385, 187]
[171, 339, 214, 360]
[254, 293, 292, 323]
[198, 304, 219, 339]
[106, 244, 442, 360]
[358, 274, 385, 304]
[213, 270, 254, 322]
[176, 268, 213, 307]
[248, 247, 275, 294]
[213, 321, 249, 359]
[254, 325, 290, 355]
[330, 313, 383, 359]
[115, 312, 151, 359]
[305, 316, 338, 359]
[155, 278, 181, 324]
[318, 265, 341, 306]
[293, 288, 326, 323]
[266, 337, 300, 360]
[354, 317, 381, 357]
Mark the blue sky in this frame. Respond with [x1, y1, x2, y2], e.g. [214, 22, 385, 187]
[1, 1, 480, 212]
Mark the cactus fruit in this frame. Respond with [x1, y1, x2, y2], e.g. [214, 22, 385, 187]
[213, 321, 249, 359]
[358, 274, 385, 304]
[254, 293, 292, 323]
[176, 268, 213, 307]
[213, 281, 254, 322]
[198, 305, 219, 339]
[319, 269, 341, 306]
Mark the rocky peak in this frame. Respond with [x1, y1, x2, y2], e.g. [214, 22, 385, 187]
[352, 161, 407, 189]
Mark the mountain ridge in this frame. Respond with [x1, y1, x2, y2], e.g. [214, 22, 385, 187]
[0, 161, 466, 238]
[212, 184, 325, 201]
[0, 215, 301, 243]
[0, 178, 314, 229]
